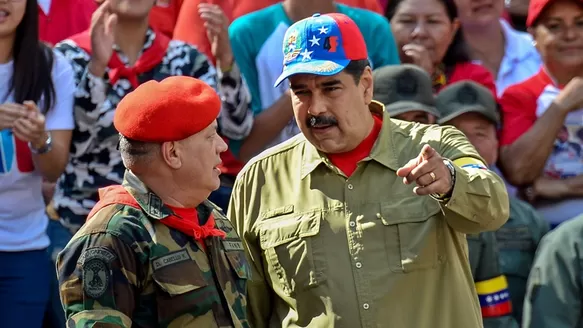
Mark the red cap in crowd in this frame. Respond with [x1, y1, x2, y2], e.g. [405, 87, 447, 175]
[113, 76, 221, 142]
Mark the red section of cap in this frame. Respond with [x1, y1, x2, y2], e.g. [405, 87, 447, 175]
[527, 0, 553, 27]
[327, 13, 368, 60]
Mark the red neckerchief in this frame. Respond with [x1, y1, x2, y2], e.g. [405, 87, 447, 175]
[68, 29, 170, 88]
[328, 114, 383, 177]
[87, 185, 226, 242]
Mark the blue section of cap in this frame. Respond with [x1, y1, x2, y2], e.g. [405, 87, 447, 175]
[275, 13, 350, 86]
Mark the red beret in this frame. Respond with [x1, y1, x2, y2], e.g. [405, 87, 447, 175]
[526, 0, 582, 27]
[114, 76, 221, 142]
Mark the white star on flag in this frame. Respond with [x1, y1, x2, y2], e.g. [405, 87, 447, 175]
[300, 49, 313, 61]
[318, 26, 329, 35]
[309, 35, 321, 46]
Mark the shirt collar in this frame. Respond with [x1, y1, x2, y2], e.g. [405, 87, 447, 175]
[300, 101, 401, 179]
[500, 19, 538, 62]
[122, 170, 173, 220]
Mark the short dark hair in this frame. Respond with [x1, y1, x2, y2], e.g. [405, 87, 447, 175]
[385, 0, 470, 71]
[118, 135, 160, 160]
[344, 59, 370, 84]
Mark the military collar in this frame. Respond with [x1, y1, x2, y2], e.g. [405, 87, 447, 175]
[122, 170, 173, 220]
[300, 101, 401, 179]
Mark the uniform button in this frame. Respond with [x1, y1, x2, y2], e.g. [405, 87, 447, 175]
[356, 262, 362, 268]
[363, 303, 370, 310]
[347, 184, 354, 190]
[349, 221, 356, 227]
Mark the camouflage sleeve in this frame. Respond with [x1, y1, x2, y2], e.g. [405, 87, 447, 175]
[522, 218, 583, 328]
[228, 171, 274, 328]
[474, 232, 520, 328]
[57, 232, 141, 328]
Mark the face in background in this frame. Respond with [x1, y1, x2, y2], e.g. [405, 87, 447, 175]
[289, 68, 374, 154]
[390, 0, 460, 66]
[394, 110, 437, 124]
[0, 0, 27, 39]
[454, 0, 504, 28]
[97, 0, 155, 20]
[162, 121, 227, 200]
[446, 112, 498, 165]
[531, 0, 583, 72]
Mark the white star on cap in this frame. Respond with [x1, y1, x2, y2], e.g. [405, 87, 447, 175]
[318, 26, 329, 35]
[309, 35, 321, 46]
[300, 49, 313, 61]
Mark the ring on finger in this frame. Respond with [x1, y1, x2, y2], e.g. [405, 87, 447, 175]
[430, 172, 436, 183]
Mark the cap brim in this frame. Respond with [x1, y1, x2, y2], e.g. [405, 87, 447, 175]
[274, 59, 350, 87]
[385, 101, 440, 118]
[437, 105, 498, 125]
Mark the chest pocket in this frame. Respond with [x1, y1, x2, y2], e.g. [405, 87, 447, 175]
[151, 249, 212, 320]
[496, 225, 536, 279]
[379, 201, 443, 273]
[258, 211, 326, 296]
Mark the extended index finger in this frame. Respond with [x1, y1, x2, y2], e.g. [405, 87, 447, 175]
[419, 144, 435, 161]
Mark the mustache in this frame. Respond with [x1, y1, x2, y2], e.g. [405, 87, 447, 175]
[307, 115, 338, 128]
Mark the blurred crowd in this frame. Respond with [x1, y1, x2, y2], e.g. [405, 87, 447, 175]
[2, 0, 583, 326]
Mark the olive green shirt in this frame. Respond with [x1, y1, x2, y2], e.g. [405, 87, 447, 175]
[228, 103, 510, 328]
[522, 214, 583, 328]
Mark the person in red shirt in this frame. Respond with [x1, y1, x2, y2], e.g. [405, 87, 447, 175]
[498, 0, 583, 228]
[150, 0, 383, 62]
[38, 0, 96, 46]
[386, 0, 497, 95]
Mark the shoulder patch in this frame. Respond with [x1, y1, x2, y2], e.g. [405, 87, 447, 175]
[81, 247, 116, 299]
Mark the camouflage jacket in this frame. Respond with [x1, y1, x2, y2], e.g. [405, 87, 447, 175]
[57, 171, 251, 328]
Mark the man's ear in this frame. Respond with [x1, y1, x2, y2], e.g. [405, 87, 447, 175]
[361, 66, 374, 104]
[160, 141, 182, 170]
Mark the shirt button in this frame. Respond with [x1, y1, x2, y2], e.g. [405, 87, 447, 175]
[349, 221, 356, 227]
[356, 262, 362, 268]
[363, 303, 370, 310]
[347, 184, 354, 190]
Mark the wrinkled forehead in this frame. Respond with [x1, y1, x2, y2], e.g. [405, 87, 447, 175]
[289, 71, 350, 90]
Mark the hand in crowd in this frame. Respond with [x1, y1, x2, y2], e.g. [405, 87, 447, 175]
[199, 3, 234, 72]
[521, 176, 569, 204]
[12, 101, 48, 149]
[0, 103, 28, 130]
[553, 77, 583, 113]
[396, 144, 453, 196]
[88, 0, 117, 77]
[401, 43, 433, 75]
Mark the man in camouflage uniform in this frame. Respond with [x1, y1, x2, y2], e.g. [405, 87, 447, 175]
[375, 68, 519, 328]
[57, 77, 250, 328]
[436, 81, 549, 326]
[522, 213, 583, 327]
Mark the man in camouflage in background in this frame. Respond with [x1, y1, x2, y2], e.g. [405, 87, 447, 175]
[436, 81, 549, 327]
[57, 77, 250, 328]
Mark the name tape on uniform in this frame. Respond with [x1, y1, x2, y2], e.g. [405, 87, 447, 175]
[152, 249, 191, 270]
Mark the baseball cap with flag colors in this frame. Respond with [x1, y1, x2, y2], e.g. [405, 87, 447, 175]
[274, 13, 369, 87]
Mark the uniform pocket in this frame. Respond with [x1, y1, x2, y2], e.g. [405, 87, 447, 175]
[379, 201, 442, 273]
[258, 211, 326, 295]
[152, 249, 208, 296]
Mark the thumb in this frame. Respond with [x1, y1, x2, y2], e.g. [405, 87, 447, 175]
[23, 101, 38, 112]
[396, 158, 417, 178]
[105, 13, 117, 37]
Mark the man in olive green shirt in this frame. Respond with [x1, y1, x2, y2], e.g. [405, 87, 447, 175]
[228, 13, 510, 328]
[436, 81, 549, 327]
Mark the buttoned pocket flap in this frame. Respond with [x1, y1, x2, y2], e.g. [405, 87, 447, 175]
[152, 250, 208, 296]
[259, 212, 321, 250]
[379, 202, 441, 226]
